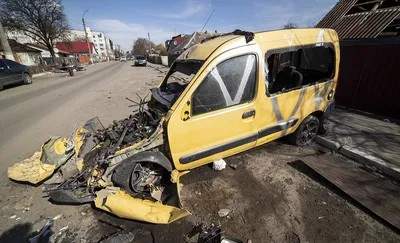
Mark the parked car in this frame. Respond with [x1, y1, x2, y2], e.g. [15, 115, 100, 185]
[0, 59, 32, 90]
[9, 28, 340, 224]
[120, 56, 127, 62]
[134, 56, 147, 66]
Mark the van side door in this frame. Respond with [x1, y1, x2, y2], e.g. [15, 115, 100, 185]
[257, 43, 336, 145]
[167, 46, 262, 170]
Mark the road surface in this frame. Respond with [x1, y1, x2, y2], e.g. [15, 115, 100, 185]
[0, 62, 398, 242]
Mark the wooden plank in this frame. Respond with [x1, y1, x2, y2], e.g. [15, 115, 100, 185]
[301, 153, 400, 229]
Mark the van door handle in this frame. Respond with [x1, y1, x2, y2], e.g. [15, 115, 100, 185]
[242, 109, 256, 119]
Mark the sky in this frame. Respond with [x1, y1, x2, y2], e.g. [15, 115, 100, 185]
[63, 0, 337, 51]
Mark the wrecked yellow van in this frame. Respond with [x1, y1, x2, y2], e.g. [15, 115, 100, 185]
[8, 28, 339, 224]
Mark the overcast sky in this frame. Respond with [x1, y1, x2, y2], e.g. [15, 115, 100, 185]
[63, 0, 337, 51]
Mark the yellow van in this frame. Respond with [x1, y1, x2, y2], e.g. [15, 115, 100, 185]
[9, 28, 339, 224]
[164, 28, 339, 170]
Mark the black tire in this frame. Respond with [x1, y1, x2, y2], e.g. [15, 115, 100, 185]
[0, 82, 3, 90]
[287, 115, 320, 146]
[23, 73, 32, 84]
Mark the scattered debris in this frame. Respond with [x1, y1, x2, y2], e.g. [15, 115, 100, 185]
[81, 212, 87, 216]
[16, 217, 21, 221]
[213, 159, 226, 171]
[198, 224, 222, 243]
[29, 221, 53, 243]
[218, 209, 231, 217]
[229, 164, 238, 170]
[318, 216, 324, 220]
[99, 232, 135, 243]
[59, 226, 69, 231]
[322, 202, 327, 205]
[9, 215, 16, 219]
[53, 214, 62, 220]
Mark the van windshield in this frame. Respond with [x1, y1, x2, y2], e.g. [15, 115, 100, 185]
[136, 56, 146, 60]
[151, 61, 203, 109]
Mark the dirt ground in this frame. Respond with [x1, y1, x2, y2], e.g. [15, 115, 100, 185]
[0, 63, 399, 242]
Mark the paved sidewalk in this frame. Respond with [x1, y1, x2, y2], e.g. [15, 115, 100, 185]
[317, 107, 400, 178]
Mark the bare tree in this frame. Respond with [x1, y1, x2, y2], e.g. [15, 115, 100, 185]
[133, 38, 155, 56]
[283, 21, 298, 29]
[155, 43, 167, 55]
[0, 0, 70, 63]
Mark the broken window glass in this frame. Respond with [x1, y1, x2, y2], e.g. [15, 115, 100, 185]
[192, 54, 256, 115]
[266, 45, 335, 94]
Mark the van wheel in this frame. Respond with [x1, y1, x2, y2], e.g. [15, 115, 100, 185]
[0, 82, 3, 90]
[288, 115, 319, 146]
[23, 73, 32, 84]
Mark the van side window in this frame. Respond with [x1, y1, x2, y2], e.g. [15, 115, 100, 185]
[266, 45, 334, 94]
[192, 54, 257, 115]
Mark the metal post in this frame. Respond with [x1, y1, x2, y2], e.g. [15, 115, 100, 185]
[148, 32, 151, 55]
[82, 10, 93, 64]
[0, 22, 15, 60]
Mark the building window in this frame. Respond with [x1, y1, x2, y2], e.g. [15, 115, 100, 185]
[99, 44, 104, 47]
[100, 48, 104, 51]
[266, 45, 335, 94]
[93, 35, 95, 38]
[98, 34, 102, 38]
[192, 54, 257, 115]
[94, 40, 96, 42]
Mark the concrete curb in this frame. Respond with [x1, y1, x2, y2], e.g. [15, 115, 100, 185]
[314, 136, 341, 151]
[32, 72, 53, 78]
[315, 135, 400, 180]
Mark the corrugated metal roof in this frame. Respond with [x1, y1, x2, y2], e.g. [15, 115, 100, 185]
[333, 8, 400, 38]
[316, 0, 358, 28]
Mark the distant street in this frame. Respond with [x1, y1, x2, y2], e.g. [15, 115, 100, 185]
[0, 62, 399, 243]
[0, 62, 161, 175]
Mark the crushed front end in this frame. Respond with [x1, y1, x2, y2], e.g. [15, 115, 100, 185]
[8, 96, 189, 224]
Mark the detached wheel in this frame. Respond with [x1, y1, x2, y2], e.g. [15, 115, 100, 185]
[23, 73, 32, 84]
[288, 115, 319, 146]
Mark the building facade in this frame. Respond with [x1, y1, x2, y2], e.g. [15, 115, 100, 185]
[6, 30, 36, 44]
[65, 27, 115, 60]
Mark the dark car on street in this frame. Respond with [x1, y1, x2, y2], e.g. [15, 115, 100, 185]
[0, 59, 32, 90]
[134, 56, 147, 66]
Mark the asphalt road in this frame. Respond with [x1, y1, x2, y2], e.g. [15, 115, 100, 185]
[0, 62, 159, 175]
[0, 62, 399, 242]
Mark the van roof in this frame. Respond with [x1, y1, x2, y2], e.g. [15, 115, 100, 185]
[178, 28, 338, 62]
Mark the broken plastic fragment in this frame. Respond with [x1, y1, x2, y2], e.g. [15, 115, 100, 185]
[213, 159, 226, 171]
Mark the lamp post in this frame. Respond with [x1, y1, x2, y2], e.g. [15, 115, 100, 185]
[82, 10, 93, 64]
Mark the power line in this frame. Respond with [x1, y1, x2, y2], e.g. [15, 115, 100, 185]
[66, 16, 80, 24]
[190, 0, 267, 5]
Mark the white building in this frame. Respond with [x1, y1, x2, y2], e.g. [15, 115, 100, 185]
[90, 30, 108, 58]
[6, 30, 36, 44]
[65, 27, 113, 60]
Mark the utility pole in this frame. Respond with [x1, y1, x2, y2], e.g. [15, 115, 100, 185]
[82, 10, 93, 64]
[148, 32, 151, 55]
[0, 22, 15, 60]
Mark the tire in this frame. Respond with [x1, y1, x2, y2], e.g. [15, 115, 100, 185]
[23, 73, 32, 84]
[287, 115, 320, 146]
[0, 82, 3, 91]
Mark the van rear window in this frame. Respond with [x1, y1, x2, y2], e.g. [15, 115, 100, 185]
[265, 44, 335, 94]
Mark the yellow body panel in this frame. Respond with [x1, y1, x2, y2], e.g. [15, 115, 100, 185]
[8, 127, 87, 184]
[167, 28, 340, 170]
[94, 171, 190, 224]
